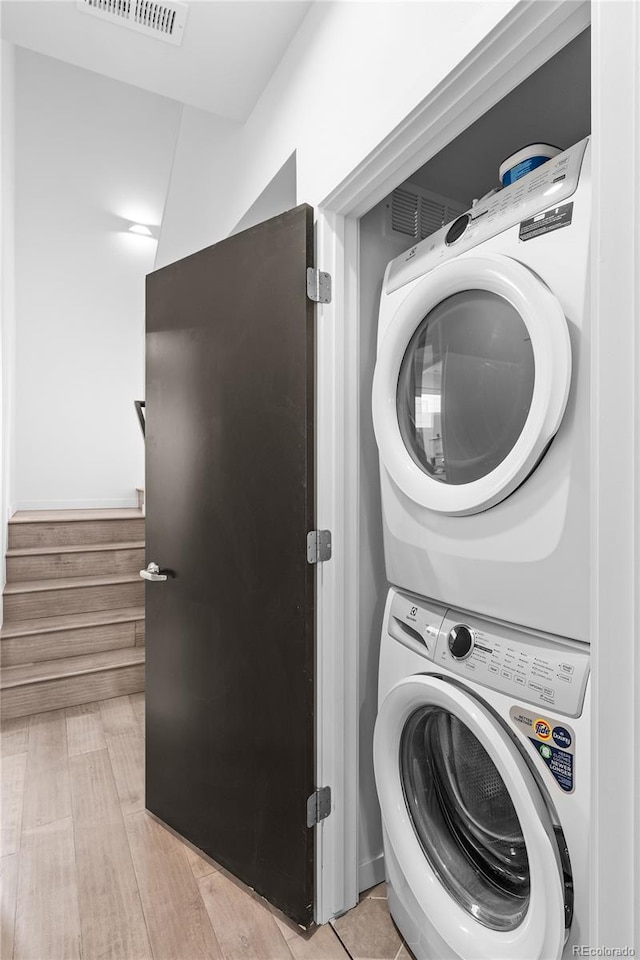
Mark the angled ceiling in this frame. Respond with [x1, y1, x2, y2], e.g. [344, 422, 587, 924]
[1, 0, 312, 121]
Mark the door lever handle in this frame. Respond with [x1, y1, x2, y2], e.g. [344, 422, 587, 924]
[140, 562, 168, 582]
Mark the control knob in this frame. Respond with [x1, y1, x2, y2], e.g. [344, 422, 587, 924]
[445, 214, 471, 246]
[447, 624, 475, 660]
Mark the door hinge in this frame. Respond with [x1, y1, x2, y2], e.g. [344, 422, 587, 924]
[307, 530, 332, 564]
[307, 786, 332, 827]
[306, 268, 332, 304]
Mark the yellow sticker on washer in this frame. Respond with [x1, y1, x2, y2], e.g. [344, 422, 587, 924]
[533, 718, 552, 740]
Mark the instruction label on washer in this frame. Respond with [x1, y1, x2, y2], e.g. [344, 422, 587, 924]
[519, 202, 573, 242]
[509, 707, 575, 793]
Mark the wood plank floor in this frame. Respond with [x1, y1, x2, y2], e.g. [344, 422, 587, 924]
[0, 695, 411, 960]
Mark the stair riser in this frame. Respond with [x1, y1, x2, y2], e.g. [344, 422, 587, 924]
[0, 621, 140, 667]
[0, 664, 145, 719]
[6, 548, 145, 582]
[8, 519, 145, 549]
[4, 582, 144, 622]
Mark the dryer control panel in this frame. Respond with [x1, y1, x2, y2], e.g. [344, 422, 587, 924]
[387, 590, 590, 718]
[386, 136, 589, 295]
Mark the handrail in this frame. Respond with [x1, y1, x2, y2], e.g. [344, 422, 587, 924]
[134, 400, 146, 438]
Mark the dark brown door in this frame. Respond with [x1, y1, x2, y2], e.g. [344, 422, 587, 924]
[144, 206, 316, 927]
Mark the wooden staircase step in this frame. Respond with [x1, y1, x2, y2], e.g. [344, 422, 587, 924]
[2, 646, 144, 686]
[3, 574, 144, 622]
[0, 606, 144, 666]
[0, 606, 145, 638]
[0, 647, 145, 719]
[6, 541, 145, 581]
[8, 509, 144, 549]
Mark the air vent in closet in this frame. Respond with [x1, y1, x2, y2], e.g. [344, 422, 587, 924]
[387, 184, 467, 242]
[77, 0, 188, 46]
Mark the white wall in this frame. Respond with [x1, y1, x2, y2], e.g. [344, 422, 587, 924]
[154, 105, 241, 270]
[1, 40, 16, 606]
[229, 152, 297, 237]
[157, 2, 517, 250]
[232, 2, 517, 220]
[12, 48, 181, 509]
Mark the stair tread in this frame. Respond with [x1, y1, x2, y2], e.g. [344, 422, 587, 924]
[6, 541, 145, 558]
[10, 509, 144, 524]
[1, 647, 145, 688]
[0, 606, 145, 638]
[4, 573, 142, 595]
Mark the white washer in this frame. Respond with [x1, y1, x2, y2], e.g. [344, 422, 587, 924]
[372, 138, 591, 642]
[374, 587, 590, 960]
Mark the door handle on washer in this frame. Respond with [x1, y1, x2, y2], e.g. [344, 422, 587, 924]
[140, 562, 168, 582]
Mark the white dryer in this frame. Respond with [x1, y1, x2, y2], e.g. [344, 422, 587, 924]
[372, 138, 591, 642]
[374, 587, 590, 960]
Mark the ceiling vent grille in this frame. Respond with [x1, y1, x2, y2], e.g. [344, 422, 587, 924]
[77, 0, 189, 46]
[387, 184, 467, 242]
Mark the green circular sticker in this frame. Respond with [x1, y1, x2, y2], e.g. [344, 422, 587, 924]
[540, 744, 553, 760]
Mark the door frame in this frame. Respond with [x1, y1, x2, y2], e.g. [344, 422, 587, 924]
[316, 0, 639, 938]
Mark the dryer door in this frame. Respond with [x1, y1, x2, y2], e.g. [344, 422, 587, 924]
[374, 675, 569, 960]
[372, 254, 571, 515]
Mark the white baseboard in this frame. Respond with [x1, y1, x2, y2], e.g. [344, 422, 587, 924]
[358, 853, 386, 894]
[11, 498, 139, 512]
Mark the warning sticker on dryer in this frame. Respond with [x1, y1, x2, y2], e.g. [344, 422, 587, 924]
[509, 707, 575, 793]
[519, 202, 573, 241]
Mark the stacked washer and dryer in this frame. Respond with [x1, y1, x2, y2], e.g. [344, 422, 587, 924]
[371, 138, 591, 959]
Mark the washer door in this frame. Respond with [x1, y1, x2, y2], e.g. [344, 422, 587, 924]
[372, 255, 571, 515]
[374, 675, 568, 960]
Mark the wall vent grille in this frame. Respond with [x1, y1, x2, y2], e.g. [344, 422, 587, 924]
[387, 184, 467, 242]
[390, 187, 419, 238]
[77, 0, 189, 46]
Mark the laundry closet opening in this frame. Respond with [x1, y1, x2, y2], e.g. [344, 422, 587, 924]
[356, 26, 591, 893]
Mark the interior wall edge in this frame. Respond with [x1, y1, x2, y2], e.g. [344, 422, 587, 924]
[590, 0, 640, 945]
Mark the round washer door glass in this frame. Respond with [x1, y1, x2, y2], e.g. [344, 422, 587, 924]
[401, 704, 530, 930]
[397, 290, 535, 485]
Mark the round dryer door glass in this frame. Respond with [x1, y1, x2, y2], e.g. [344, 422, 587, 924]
[400, 704, 530, 930]
[397, 290, 535, 485]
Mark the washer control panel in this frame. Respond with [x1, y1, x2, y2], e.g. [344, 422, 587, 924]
[386, 136, 589, 295]
[387, 591, 589, 718]
[435, 610, 589, 718]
